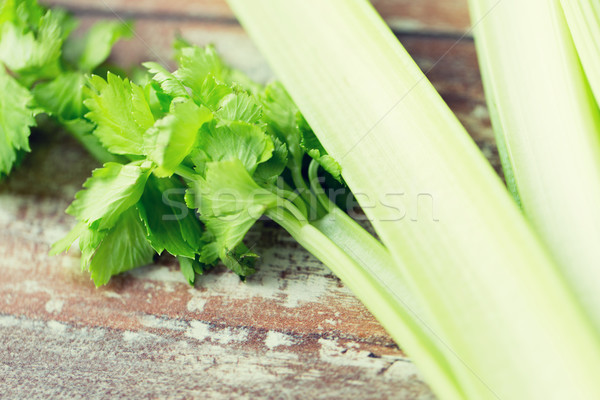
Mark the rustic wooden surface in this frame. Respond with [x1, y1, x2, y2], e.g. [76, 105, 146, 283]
[1, 1, 495, 399]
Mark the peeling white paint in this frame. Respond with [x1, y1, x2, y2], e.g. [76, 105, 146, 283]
[122, 330, 161, 343]
[129, 266, 187, 284]
[186, 292, 207, 313]
[47, 320, 68, 333]
[102, 291, 124, 300]
[138, 314, 187, 331]
[45, 299, 64, 314]
[382, 360, 420, 380]
[185, 321, 249, 345]
[264, 330, 295, 350]
[185, 321, 210, 341]
[283, 274, 329, 308]
[0, 315, 19, 328]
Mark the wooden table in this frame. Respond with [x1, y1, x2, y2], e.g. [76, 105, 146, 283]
[0, 1, 496, 398]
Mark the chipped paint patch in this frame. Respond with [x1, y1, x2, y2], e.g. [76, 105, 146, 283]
[138, 314, 187, 331]
[382, 360, 421, 380]
[283, 273, 329, 308]
[45, 299, 64, 314]
[264, 330, 295, 350]
[122, 330, 162, 343]
[185, 321, 210, 341]
[186, 292, 207, 313]
[185, 321, 249, 345]
[47, 320, 68, 333]
[0, 315, 19, 328]
[129, 265, 187, 284]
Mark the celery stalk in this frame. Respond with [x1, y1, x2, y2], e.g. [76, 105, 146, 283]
[266, 207, 464, 399]
[469, 0, 600, 330]
[227, 0, 600, 398]
[560, 0, 600, 107]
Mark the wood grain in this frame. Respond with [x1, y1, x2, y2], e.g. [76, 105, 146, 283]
[42, 0, 471, 33]
[1, 1, 493, 399]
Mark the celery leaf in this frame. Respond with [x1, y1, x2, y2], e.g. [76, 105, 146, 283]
[79, 207, 154, 287]
[85, 73, 155, 155]
[143, 98, 212, 177]
[66, 161, 153, 230]
[0, 66, 38, 175]
[137, 175, 204, 258]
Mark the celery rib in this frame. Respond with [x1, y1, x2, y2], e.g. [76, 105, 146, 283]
[469, 0, 600, 331]
[560, 0, 600, 107]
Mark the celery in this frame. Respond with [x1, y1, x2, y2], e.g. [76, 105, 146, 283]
[561, 0, 600, 107]
[227, 0, 600, 398]
[469, 0, 600, 331]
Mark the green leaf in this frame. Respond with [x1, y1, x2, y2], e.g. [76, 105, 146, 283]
[194, 120, 273, 175]
[221, 242, 258, 278]
[193, 159, 278, 217]
[144, 98, 212, 177]
[298, 113, 342, 181]
[253, 135, 288, 184]
[32, 71, 86, 120]
[200, 221, 258, 278]
[259, 81, 303, 168]
[66, 161, 153, 230]
[173, 44, 228, 94]
[85, 73, 155, 155]
[190, 159, 276, 278]
[0, 65, 37, 175]
[177, 256, 196, 285]
[137, 175, 204, 258]
[64, 20, 133, 72]
[0, 0, 18, 26]
[197, 74, 232, 110]
[215, 91, 262, 123]
[143, 61, 188, 99]
[49, 221, 87, 255]
[79, 207, 154, 287]
[0, 9, 66, 81]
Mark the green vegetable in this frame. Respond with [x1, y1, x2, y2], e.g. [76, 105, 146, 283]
[0, 0, 131, 176]
[227, 0, 600, 399]
[0, 65, 39, 174]
[53, 45, 453, 397]
[19, 0, 597, 398]
[469, 0, 600, 333]
[52, 45, 398, 295]
[560, 0, 600, 106]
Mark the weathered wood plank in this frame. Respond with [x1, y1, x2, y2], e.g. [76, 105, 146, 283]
[41, 0, 471, 33]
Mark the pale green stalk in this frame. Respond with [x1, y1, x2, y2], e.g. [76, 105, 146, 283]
[227, 0, 600, 398]
[560, 0, 600, 107]
[469, 0, 600, 331]
[266, 207, 464, 399]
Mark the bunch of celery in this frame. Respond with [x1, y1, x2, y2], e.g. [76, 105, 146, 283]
[0, 0, 131, 176]
[225, 0, 600, 399]
[51, 39, 450, 393]
[22, 0, 598, 398]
